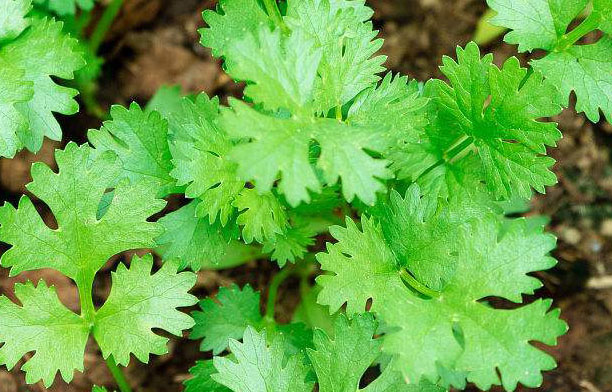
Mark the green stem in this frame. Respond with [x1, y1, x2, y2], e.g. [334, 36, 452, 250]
[262, 0, 289, 33]
[554, 11, 601, 52]
[77, 274, 96, 325]
[443, 135, 474, 163]
[105, 355, 132, 392]
[88, 0, 124, 53]
[265, 265, 295, 321]
[75, 10, 93, 35]
[399, 269, 440, 298]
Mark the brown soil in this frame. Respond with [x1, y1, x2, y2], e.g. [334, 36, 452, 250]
[0, 0, 611, 391]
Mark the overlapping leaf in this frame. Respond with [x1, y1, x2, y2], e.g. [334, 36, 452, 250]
[0, 143, 197, 384]
[88, 103, 180, 197]
[212, 327, 314, 392]
[316, 187, 566, 390]
[398, 43, 561, 200]
[33, 0, 94, 15]
[0, 17, 84, 154]
[488, 0, 612, 122]
[191, 284, 264, 355]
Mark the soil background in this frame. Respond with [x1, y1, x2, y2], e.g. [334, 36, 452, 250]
[0, 0, 611, 391]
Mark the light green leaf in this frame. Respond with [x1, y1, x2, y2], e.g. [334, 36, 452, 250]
[191, 284, 263, 355]
[224, 100, 392, 206]
[170, 94, 244, 225]
[0, 143, 165, 283]
[0, 59, 32, 157]
[224, 27, 322, 115]
[286, 0, 386, 112]
[532, 37, 612, 122]
[212, 327, 314, 392]
[0, 281, 89, 387]
[88, 103, 180, 197]
[93, 254, 197, 366]
[200, 0, 272, 57]
[234, 188, 288, 244]
[487, 0, 588, 52]
[0, 0, 31, 41]
[0, 18, 84, 152]
[317, 193, 566, 390]
[316, 216, 403, 315]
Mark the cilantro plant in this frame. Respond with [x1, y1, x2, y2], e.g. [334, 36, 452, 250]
[5, 0, 610, 390]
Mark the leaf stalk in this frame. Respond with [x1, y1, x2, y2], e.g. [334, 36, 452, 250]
[104, 355, 133, 392]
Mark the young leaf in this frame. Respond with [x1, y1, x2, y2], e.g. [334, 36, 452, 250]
[316, 193, 567, 390]
[88, 103, 180, 197]
[403, 43, 561, 200]
[0, 0, 31, 41]
[191, 284, 263, 355]
[200, 0, 272, 57]
[223, 27, 322, 115]
[212, 327, 314, 392]
[262, 224, 316, 267]
[170, 94, 244, 225]
[224, 100, 392, 206]
[0, 18, 84, 152]
[285, 0, 386, 112]
[233, 188, 289, 244]
[0, 281, 89, 387]
[185, 360, 231, 392]
[93, 255, 197, 366]
[156, 201, 236, 271]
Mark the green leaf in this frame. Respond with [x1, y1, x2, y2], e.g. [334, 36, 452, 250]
[212, 327, 314, 392]
[185, 360, 231, 392]
[316, 194, 567, 390]
[33, 0, 94, 15]
[409, 43, 561, 200]
[88, 103, 180, 197]
[308, 313, 381, 392]
[532, 37, 612, 122]
[93, 254, 197, 366]
[224, 100, 392, 206]
[262, 224, 315, 267]
[191, 284, 263, 355]
[0, 281, 89, 387]
[0, 0, 31, 41]
[0, 17, 84, 152]
[286, 0, 386, 112]
[146, 85, 186, 118]
[200, 0, 272, 57]
[92, 387, 109, 392]
[487, 0, 612, 122]
[0, 143, 165, 283]
[234, 188, 289, 244]
[487, 0, 588, 52]
[170, 94, 244, 225]
[156, 201, 236, 271]
[0, 59, 32, 158]
[363, 368, 446, 392]
[224, 27, 322, 115]
[347, 73, 429, 150]
[317, 216, 403, 315]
